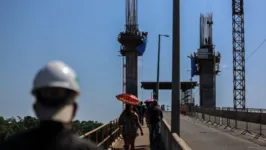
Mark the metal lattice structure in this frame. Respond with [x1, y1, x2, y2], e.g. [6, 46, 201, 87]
[232, 0, 246, 109]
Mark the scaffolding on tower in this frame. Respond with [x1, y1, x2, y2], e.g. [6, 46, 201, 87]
[117, 0, 148, 99]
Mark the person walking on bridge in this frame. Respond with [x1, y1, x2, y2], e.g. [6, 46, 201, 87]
[138, 102, 145, 126]
[144, 102, 152, 126]
[0, 61, 103, 150]
[119, 104, 144, 150]
[148, 100, 163, 144]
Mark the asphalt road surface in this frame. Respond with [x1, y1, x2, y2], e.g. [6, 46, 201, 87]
[163, 112, 266, 150]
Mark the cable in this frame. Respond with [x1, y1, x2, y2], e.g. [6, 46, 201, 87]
[141, 56, 144, 101]
[207, 0, 212, 13]
[221, 38, 266, 70]
[246, 39, 266, 60]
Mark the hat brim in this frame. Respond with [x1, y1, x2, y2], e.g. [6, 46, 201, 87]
[31, 81, 80, 96]
[34, 102, 74, 123]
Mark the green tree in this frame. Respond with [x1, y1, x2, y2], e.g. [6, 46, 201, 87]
[0, 116, 103, 143]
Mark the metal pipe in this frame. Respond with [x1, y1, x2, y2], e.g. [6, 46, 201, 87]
[156, 34, 161, 101]
[171, 0, 180, 137]
[122, 56, 126, 109]
[190, 76, 193, 104]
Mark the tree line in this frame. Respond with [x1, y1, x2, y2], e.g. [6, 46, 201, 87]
[0, 116, 103, 142]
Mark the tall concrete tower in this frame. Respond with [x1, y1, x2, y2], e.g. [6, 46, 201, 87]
[118, 0, 148, 98]
[189, 13, 221, 108]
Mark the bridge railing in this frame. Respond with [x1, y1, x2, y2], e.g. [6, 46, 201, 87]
[80, 119, 120, 149]
[161, 118, 192, 150]
[187, 107, 266, 138]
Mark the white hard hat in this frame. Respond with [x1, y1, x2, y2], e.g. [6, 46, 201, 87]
[31, 60, 80, 95]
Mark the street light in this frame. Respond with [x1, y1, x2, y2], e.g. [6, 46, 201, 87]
[171, 0, 180, 136]
[156, 34, 170, 101]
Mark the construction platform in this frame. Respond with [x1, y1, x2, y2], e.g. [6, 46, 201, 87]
[141, 81, 197, 91]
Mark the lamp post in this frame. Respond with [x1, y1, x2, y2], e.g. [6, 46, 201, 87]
[171, 0, 180, 136]
[156, 34, 169, 101]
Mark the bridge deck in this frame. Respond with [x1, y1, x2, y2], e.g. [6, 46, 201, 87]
[113, 124, 150, 150]
[164, 112, 266, 150]
[113, 123, 166, 150]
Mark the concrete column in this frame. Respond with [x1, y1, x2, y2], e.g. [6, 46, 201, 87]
[125, 51, 138, 97]
[199, 62, 216, 107]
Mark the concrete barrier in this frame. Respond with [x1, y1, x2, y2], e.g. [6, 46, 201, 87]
[161, 118, 192, 150]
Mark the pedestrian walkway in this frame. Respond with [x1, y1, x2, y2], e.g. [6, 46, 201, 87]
[113, 124, 150, 150]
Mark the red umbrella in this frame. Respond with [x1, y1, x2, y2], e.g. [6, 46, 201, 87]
[144, 98, 154, 103]
[116, 93, 140, 106]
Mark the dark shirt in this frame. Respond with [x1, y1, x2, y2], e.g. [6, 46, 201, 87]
[133, 107, 139, 116]
[0, 122, 103, 150]
[147, 106, 152, 117]
[138, 105, 146, 116]
[149, 106, 163, 124]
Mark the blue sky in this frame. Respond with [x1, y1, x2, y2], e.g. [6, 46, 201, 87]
[0, 0, 266, 123]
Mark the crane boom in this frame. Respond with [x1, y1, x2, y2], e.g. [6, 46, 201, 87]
[232, 0, 246, 109]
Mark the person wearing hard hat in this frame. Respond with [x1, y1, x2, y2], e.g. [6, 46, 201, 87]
[0, 61, 103, 150]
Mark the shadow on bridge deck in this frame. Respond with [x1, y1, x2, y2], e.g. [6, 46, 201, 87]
[163, 112, 266, 150]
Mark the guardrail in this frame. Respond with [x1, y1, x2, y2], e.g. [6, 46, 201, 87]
[187, 107, 266, 139]
[161, 118, 192, 150]
[80, 119, 120, 149]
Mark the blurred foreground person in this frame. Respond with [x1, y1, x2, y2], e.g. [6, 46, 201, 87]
[0, 61, 103, 150]
[119, 104, 143, 150]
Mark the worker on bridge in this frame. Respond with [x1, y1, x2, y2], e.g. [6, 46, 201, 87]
[138, 101, 146, 126]
[0, 61, 103, 150]
[119, 104, 144, 150]
[144, 102, 151, 124]
[148, 100, 163, 146]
